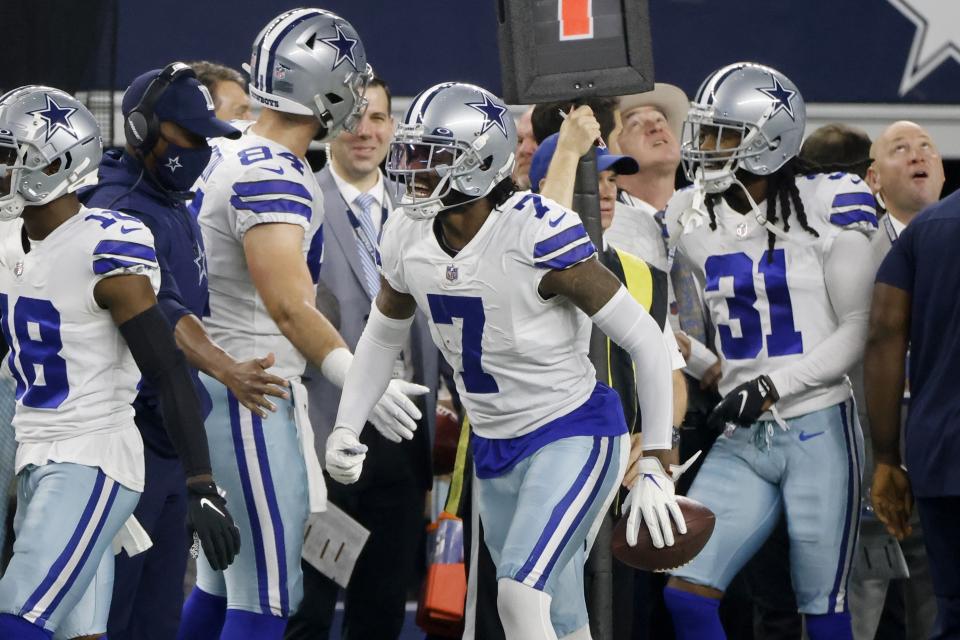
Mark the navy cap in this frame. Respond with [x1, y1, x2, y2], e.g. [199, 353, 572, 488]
[529, 133, 639, 194]
[122, 68, 241, 140]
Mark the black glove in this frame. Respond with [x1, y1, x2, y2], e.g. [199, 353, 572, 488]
[707, 375, 779, 432]
[187, 480, 241, 571]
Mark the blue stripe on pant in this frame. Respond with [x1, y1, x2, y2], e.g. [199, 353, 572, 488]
[477, 433, 628, 637]
[0, 463, 139, 635]
[828, 400, 862, 613]
[196, 373, 308, 617]
[671, 399, 864, 615]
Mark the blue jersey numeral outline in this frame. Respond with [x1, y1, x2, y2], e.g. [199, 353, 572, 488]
[0, 294, 69, 408]
[704, 249, 803, 360]
[426, 293, 498, 394]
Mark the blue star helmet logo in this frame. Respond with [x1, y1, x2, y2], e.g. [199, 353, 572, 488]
[320, 24, 359, 71]
[757, 76, 797, 121]
[26, 94, 78, 143]
[466, 94, 508, 137]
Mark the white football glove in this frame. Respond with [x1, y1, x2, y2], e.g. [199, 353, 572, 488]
[325, 427, 368, 484]
[369, 379, 429, 443]
[623, 457, 686, 549]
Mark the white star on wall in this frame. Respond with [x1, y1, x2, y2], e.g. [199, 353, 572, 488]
[888, 0, 960, 95]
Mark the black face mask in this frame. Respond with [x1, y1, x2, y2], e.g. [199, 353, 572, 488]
[154, 138, 211, 192]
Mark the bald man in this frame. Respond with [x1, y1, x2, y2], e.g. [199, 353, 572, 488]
[848, 120, 944, 640]
[868, 120, 945, 234]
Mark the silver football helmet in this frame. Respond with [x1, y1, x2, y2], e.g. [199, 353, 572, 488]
[246, 8, 373, 141]
[0, 86, 102, 220]
[681, 62, 805, 193]
[387, 82, 517, 220]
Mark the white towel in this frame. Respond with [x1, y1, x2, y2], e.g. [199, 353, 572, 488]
[113, 514, 153, 556]
[289, 379, 327, 513]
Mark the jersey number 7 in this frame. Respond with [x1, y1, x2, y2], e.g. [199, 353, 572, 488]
[427, 293, 499, 394]
[704, 249, 803, 360]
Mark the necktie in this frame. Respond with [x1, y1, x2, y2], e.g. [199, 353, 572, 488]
[354, 192, 380, 298]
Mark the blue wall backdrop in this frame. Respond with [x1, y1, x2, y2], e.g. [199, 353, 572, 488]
[115, 0, 959, 103]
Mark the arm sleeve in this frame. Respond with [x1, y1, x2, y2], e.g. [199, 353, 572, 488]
[768, 230, 874, 399]
[591, 286, 674, 450]
[119, 304, 211, 478]
[228, 166, 315, 238]
[376, 212, 410, 294]
[333, 303, 415, 435]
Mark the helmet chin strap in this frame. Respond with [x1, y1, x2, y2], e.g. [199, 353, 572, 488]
[728, 174, 818, 247]
[680, 171, 816, 248]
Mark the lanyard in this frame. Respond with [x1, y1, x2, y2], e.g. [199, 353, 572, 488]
[881, 213, 899, 244]
[343, 195, 389, 261]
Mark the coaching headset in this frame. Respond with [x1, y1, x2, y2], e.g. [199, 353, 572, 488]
[123, 61, 196, 155]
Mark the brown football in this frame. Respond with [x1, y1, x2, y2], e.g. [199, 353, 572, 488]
[611, 496, 715, 572]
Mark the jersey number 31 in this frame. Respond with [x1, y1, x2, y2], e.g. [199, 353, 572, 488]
[705, 249, 803, 360]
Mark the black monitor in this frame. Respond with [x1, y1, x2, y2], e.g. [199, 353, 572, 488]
[496, 0, 655, 103]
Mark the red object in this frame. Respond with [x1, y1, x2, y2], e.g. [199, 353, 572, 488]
[416, 513, 466, 638]
[432, 405, 461, 475]
[611, 496, 716, 572]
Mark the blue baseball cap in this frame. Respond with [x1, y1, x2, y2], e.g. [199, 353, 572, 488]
[122, 68, 241, 140]
[528, 133, 639, 194]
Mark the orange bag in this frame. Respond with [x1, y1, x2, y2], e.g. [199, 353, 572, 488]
[416, 513, 466, 637]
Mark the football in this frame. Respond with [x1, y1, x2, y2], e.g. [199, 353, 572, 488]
[611, 496, 716, 572]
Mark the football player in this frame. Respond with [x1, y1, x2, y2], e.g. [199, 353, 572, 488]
[178, 9, 426, 640]
[0, 87, 237, 640]
[661, 63, 877, 640]
[324, 81, 682, 640]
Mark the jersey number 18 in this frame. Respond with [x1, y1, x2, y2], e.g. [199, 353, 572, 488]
[0, 295, 68, 408]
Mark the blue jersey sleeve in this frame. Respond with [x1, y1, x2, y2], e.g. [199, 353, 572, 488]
[876, 222, 915, 292]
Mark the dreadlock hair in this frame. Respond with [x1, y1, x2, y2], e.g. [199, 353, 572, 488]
[485, 176, 519, 209]
[703, 157, 820, 262]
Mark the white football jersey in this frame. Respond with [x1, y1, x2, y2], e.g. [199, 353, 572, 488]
[379, 191, 599, 439]
[665, 172, 877, 418]
[0, 207, 160, 490]
[194, 126, 325, 380]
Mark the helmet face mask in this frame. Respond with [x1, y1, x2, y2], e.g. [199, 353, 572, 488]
[326, 68, 371, 135]
[387, 125, 478, 220]
[681, 111, 768, 194]
[386, 83, 516, 220]
[0, 87, 102, 221]
[681, 62, 804, 194]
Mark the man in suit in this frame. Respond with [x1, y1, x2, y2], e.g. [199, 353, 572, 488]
[285, 77, 439, 640]
[849, 121, 943, 640]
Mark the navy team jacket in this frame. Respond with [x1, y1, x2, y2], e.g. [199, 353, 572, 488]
[80, 148, 211, 459]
